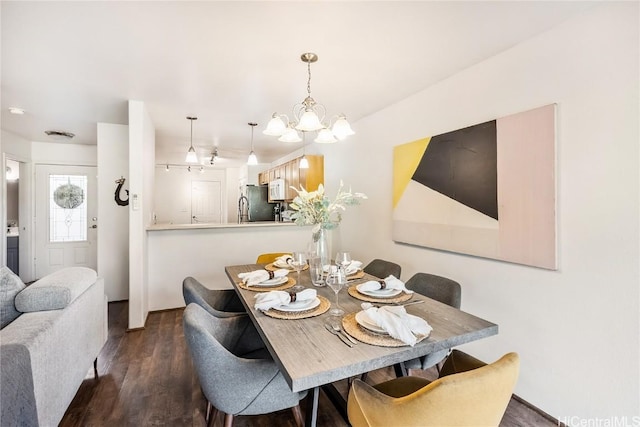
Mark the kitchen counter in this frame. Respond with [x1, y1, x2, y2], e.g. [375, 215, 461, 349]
[147, 221, 295, 231]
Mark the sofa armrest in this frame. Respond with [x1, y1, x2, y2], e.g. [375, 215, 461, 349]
[15, 267, 97, 312]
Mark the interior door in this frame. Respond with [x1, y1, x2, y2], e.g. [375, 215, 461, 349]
[191, 180, 222, 224]
[35, 165, 97, 278]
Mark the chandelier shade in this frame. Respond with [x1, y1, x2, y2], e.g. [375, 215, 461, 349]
[264, 52, 354, 143]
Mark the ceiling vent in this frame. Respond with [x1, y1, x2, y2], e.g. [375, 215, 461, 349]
[45, 130, 75, 140]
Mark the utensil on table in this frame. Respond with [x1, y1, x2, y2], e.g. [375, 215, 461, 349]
[330, 322, 358, 345]
[324, 323, 353, 347]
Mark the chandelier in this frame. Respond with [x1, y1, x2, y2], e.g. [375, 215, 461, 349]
[263, 52, 355, 143]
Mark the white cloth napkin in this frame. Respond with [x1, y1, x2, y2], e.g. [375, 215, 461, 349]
[273, 254, 293, 268]
[357, 275, 413, 294]
[361, 303, 432, 346]
[254, 289, 317, 311]
[238, 269, 288, 286]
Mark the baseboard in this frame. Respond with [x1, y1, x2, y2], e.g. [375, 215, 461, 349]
[512, 394, 560, 425]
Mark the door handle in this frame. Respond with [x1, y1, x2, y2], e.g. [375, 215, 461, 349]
[90, 225, 98, 229]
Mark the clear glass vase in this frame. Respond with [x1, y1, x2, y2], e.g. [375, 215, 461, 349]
[313, 228, 330, 271]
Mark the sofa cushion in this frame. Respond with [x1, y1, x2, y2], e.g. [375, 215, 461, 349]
[0, 266, 26, 329]
[15, 267, 97, 312]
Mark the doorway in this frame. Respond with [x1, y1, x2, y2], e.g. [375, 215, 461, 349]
[34, 164, 97, 278]
[191, 180, 222, 224]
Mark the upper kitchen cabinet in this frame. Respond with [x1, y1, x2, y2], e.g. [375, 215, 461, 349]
[262, 155, 324, 202]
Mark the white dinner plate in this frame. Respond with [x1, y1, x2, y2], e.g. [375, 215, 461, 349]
[356, 284, 402, 298]
[252, 276, 288, 287]
[355, 311, 388, 334]
[274, 297, 320, 312]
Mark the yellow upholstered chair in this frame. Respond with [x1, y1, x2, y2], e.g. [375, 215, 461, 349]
[256, 252, 290, 264]
[347, 351, 520, 427]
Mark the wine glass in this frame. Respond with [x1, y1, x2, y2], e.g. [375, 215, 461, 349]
[335, 251, 352, 274]
[290, 251, 307, 291]
[326, 267, 346, 316]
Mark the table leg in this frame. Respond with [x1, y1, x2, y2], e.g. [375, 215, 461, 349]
[305, 386, 319, 427]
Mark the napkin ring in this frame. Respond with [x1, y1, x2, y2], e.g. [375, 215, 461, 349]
[288, 291, 297, 302]
[378, 280, 387, 290]
[268, 271, 275, 279]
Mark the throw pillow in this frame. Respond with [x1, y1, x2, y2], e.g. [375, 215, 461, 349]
[0, 266, 26, 329]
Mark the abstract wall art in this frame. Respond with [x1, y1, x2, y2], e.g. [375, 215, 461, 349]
[393, 104, 557, 270]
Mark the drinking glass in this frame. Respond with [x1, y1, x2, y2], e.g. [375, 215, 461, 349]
[326, 267, 346, 316]
[290, 251, 307, 287]
[308, 255, 325, 287]
[335, 251, 352, 273]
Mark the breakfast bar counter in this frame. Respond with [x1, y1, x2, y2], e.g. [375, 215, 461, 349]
[146, 222, 311, 312]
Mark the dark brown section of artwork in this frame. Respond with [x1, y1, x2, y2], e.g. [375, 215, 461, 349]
[412, 120, 498, 220]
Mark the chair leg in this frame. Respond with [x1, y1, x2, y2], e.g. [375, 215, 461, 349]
[93, 358, 99, 379]
[223, 413, 233, 427]
[291, 404, 304, 427]
[393, 362, 408, 377]
[206, 405, 219, 427]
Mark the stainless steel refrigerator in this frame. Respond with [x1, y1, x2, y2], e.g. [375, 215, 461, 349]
[239, 185, 276, 222]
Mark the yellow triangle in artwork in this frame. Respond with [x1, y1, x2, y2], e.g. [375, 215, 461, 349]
[393, 137, 431, 209]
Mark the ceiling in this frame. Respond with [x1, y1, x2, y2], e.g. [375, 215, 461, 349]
[1, 1, 593, 166]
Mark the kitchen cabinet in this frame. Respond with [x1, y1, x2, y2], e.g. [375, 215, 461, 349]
[263, 155, 324, 202]
[7, 236, 19, 275]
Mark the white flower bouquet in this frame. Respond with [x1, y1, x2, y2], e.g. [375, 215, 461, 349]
[289, 181, 367, 241]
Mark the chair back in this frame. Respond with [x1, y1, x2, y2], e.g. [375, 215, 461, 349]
[182, 276, 245, 317]
[256, 252, 290, 264]
[183, 304, 304, 417]
[405, 273, 461, 309]
[348, 352, 520, 427]
[363, 259, 402, 280]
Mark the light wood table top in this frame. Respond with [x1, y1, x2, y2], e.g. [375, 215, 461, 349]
[225, 264, 498, 393]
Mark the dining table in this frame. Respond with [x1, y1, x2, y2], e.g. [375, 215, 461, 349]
[224, 263, 498, 427]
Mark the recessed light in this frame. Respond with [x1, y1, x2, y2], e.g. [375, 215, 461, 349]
[9, 107, 25, 115]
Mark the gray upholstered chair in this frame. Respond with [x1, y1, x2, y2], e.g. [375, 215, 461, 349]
[362, 259, 402, 280]
[402, 273, 462, 374]
[183, 303, 307, 427]
[182, 276, 246, 318]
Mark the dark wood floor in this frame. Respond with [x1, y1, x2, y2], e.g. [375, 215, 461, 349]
[61, 302, 556, 426]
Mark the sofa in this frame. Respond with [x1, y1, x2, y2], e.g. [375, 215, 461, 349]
[0, 266, 107, 426]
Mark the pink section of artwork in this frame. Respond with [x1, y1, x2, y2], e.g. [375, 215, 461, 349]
[496, 104, 556, 269]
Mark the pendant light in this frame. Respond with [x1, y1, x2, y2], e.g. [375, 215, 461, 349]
[299, 132, 309, 169]
[185, 116, 198, 163]
[247, 122, 258, 165]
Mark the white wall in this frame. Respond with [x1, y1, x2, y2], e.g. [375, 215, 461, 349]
[128, 100, 155, 329]
[31, 141, 97, 165]
[154, 166, 227, 224]
[97, 123, 129, 301]
[325, 3, 638, 421]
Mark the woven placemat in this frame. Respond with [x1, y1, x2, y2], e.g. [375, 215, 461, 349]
[262, 296, 330, 320]
[265, 262, 309, 272]
[347, 285, 413, 304]
[341, 312, 429, 347]
[237, 277, 296, 292]
[346, 270, 365, 280]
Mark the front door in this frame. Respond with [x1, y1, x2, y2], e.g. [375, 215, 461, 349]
[35, 165, 97, 278]
[191, 180, 222, 224]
